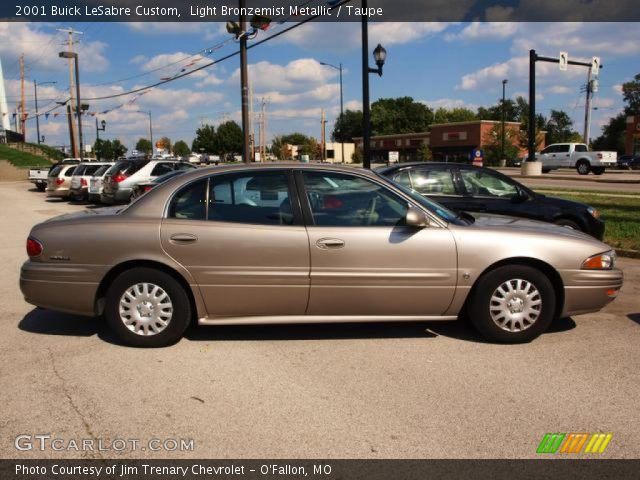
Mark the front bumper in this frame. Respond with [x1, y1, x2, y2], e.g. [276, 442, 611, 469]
[559, 268, 623, 317]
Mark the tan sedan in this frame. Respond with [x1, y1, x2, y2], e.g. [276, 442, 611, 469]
[45, 164, 78, 199]
[21, 164, 622, 347]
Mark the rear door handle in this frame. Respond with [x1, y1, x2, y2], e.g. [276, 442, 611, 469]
[170, 233, 198, 244]
[316, 238, 345, 249]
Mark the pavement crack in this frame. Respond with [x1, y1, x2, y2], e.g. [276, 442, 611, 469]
[47, 347, 103, 459]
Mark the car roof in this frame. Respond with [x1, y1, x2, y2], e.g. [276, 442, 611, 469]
[378, 162, 474, 173]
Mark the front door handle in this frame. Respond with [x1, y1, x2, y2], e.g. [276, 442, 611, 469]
[170, 233, 198, 244]
[316, 238, 345, 249]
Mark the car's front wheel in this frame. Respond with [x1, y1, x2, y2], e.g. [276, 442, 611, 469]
[576, 160, 591, 175]
[468, 265, 556, 343]
[105, 267, 191, 347]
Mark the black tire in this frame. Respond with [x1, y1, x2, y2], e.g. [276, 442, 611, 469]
[554, 218, 583, 232]
[592, 167, 605, 175]
[36, 183, 46, 192]
[467, 265, 556, 343]
[541, 168, 551, 174]
[105, 267, 191, 347]
[576, 160, 590, 175]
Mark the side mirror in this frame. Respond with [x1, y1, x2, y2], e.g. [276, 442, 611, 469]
[405, 206, 430, 228]
[512, 188, 530, 203]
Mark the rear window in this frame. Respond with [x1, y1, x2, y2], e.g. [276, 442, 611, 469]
[49, 165, 63, 176]
[151, 162, 177, 177]
[106, 160, 147, 176]
[574, 144, 588, 152]
[93, 165, 111, 176]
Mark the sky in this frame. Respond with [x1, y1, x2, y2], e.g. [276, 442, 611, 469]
[0, 21, 639, 152]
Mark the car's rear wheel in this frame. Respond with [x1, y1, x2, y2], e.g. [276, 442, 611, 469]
[468, 265, 556, 343]
[105, 268, 191, 347]
[576, 160, 591, 175]
[592, 167, 605, 175]
[36, 183, 46, 192]
[541, 168, 551, 174]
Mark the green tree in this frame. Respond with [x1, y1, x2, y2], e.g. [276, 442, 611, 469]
[545, 109, 581, 144]
[192, 124, 218, 154]
[433, 107, 477, 124]
[370, 97, 433, 135]
[483, 124, 521, 165]
[135, 138, 152, 155]
[216, 121, 243, 158]
[416, 144, 433, 161]
[172, 140, 190, 158]
[592, 113, 627, 153]
[332, 109, 363, 142]
[111, 139, 128, 159]
[93, 139, 113, 161]
[476, 99, 519, 122]
[622, 73, 640, 114]
[351, 148, 363, 164]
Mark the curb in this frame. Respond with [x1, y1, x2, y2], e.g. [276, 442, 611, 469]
[512, 175, 640, 185]
[617, 249, 640, 260]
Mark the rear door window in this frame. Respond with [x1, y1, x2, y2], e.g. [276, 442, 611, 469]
[151, 162, 176, 177]
[556, 144, 570, 153]
[64, 166, 76, 177]
[409, 167, 457, 196]
[574, 144, 588, 152]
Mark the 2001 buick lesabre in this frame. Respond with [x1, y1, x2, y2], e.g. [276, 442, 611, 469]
[20, 164, 623, 347]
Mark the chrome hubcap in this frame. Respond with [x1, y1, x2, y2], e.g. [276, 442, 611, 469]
[490, 279, 541, 332]
[119, 283, 173, 336]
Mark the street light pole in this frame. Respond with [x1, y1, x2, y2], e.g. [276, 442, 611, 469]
[501, 79, 508, 161]
[239, 0, 251, 163]
[59, 51, 83, 158]
[320, 61, 344, 163]
[34, 80, 56, 144]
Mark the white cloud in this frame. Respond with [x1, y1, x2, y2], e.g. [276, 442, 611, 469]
[0, 24, 109, 73]
[230, 59, 337, 93]
[445, 22, 519, 42]
[612, 84, 624, 95]
[423, 98, 480, 111]
[547, 85, 572, 95]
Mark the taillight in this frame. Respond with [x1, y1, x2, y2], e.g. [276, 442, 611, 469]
[26, 237, 43, 257]
[597, 153, 603, 159]
[113, 174, 127, 183]
[144, 185, 153, 192]
[55, 178, 64, 185]
[81, 178, 87, 186]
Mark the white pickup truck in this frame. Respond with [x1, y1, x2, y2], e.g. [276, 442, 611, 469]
[536, 143, 617, 175]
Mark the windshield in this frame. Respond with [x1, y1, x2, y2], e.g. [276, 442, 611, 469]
[375, 171, 466, 224]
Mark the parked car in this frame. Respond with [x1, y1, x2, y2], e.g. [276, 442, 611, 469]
[131, 169, 193, 199]
[45, 164, 77, 199]
[378, 163, 605, 239]
[536, 143, 617, 175]
[28, 158, 80, 191]
[87, 164, 115, 203]
[21, 164, 622, 347]
[69, 162, 113, 202]
[101, 159, 195, 204]
[616, 154, 640, 170]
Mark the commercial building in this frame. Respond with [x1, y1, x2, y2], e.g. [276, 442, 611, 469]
[354, 120, 542, 163]
[626, 115, 640, 155]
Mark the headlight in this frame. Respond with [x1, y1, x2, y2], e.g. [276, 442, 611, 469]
[582, 250, 616, 270]
[587, 207, 599, 219]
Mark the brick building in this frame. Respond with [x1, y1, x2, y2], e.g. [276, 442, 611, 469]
[354, 120, 543, 163]
[626, 115, 640, 155]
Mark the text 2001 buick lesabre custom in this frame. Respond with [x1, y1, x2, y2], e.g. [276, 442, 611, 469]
[20, 164, 623, 347]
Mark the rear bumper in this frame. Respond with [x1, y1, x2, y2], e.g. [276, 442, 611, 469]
[101, 187, 132, 204]
[46, 187, 70, 198]
[20, 261, 102, 317]
[559, 268, 623, 317]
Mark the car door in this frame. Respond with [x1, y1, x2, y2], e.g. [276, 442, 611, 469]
[160, 170, 311, 318]
[297, 169, 457, 316]
[555, 144, 572, 167]
[457, 167, 545, 220]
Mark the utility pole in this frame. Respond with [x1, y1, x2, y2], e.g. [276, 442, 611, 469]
[34, 81, 40, 144]
[361, 1, 371, 169]
[321, 109, 327, 162]
[57, 27, 83, 157]
[239, 0, 251, 164]
[66, 104, 76, 156]
[249, 82, 254, 161]
[583, 69, 594, 146]
[261, 98, 267, 162]
[148, 111, 153, 154]
[20, 54, 25, 137]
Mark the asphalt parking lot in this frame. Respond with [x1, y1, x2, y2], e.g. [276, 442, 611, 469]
[1, 180, 639, 459]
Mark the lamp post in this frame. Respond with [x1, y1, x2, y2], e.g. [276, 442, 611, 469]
[59, 51, 83, 159]
[501, 78, 508, 162]
[95, 118, 106, 159]
[33, 80, 56, 144]
[320, 61, 344, 163]
[361, 3, 387, 170]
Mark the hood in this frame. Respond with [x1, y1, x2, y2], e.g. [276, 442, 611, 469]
[471, 213, 595, 241]
[44, 206, 123, 223]
[536, 194, 592, 212]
